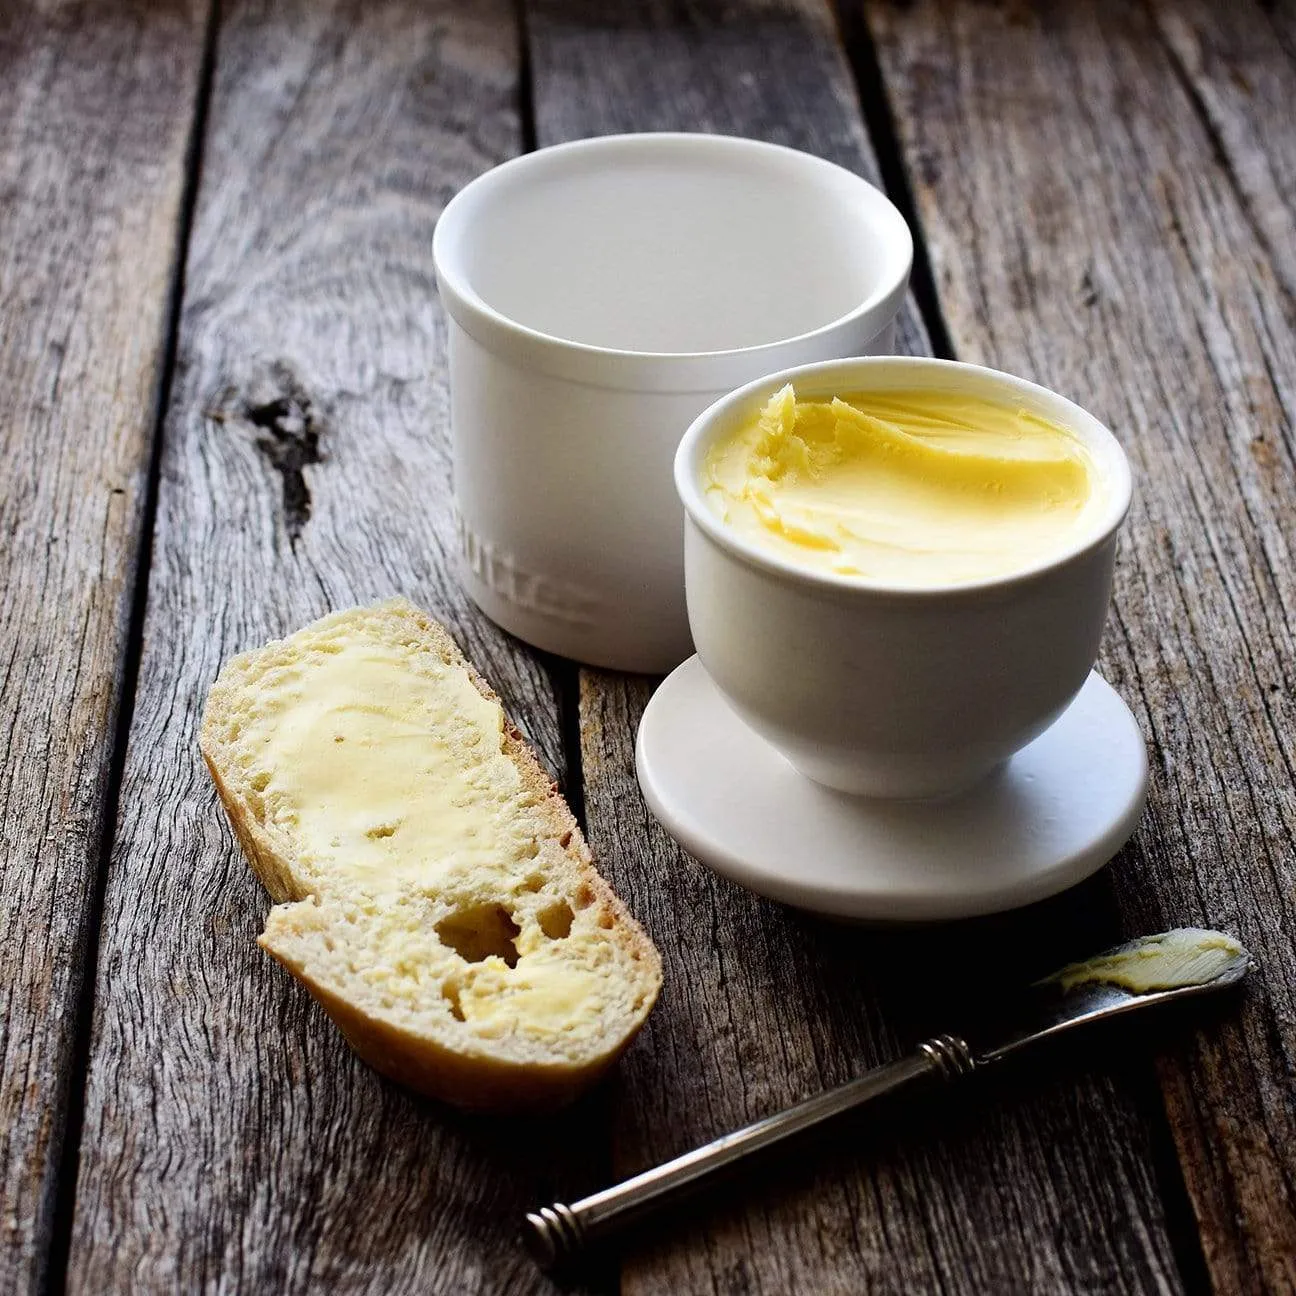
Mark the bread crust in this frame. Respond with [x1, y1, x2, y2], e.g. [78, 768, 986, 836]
[199, 599, 661, 1112]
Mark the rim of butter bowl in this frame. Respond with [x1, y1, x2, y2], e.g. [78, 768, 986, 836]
[675, 355, 1133, 600]
[431, 133, 913, 394]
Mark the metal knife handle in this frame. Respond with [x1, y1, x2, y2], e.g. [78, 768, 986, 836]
[523, 1033, 974, 1270]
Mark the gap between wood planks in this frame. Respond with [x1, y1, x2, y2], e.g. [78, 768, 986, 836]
[514, 0, 540, 155]
[39, 5, 224, 1293]
[831, 0, 956, 362]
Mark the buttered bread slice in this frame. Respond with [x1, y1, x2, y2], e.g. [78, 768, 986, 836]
[199, 598, 661, 1111]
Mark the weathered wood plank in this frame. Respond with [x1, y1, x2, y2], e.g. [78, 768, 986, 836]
[866, 1, 1296, 1291]
[0, 2, 211, 1289]
[66, 2, 612, 1291]
[528, 1, 1184, 1291]
[1149, 0, 1296, 306]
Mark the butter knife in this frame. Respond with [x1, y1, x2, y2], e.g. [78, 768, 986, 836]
[523, 927, 1248, 1270]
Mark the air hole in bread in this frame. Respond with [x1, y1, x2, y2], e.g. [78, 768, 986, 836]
[250, 772, 270, 792]
[520, 873, 545, 893]
[436, 903, 521, 968]
[443, 981, 465, 1021]
[597, 910, 614, 930]
[537, 900, 574, 941]
[365, 822, 398, 839]
[559, 830, 573, 849]
[574, 884, 595, 909]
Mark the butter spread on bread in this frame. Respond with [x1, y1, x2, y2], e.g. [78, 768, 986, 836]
[199, 598, 661, 1111]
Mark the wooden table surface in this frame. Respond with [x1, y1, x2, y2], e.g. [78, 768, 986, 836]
[4, 1, 1294, 1292]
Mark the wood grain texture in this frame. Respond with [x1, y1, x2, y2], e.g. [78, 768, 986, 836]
[1150, 0, 1296, 306]
[66, 2, 611, 1291]
[866, 1, 1296, 1291]
[528, 1, 1184, 1291]
[0, 2, 210, 1289]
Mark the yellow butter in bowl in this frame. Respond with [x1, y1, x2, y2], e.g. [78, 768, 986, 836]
[703, 384, 1108, 586]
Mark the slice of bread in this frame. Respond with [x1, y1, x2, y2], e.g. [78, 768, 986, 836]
[199, 598, 661, 1111]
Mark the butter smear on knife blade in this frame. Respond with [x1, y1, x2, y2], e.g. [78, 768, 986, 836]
[1048, 928, 1247, 994]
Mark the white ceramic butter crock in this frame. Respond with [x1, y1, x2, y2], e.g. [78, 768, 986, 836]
[675, 356, 1133, 799]
[432, 134, 912, 673]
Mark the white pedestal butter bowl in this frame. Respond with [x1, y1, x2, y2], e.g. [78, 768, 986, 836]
[637, 356, 1144, 920]
[432, 133, 912, 672]
[674, 356, 1134, 799]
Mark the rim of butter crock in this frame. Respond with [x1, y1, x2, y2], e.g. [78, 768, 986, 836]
[675, 355, 1134, 599]
[431, 133, 914, 394]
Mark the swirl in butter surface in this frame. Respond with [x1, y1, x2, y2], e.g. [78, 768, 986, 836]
[703, 385, 1106, 586]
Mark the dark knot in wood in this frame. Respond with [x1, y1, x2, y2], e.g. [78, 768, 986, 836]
[240, 364, 325, 547]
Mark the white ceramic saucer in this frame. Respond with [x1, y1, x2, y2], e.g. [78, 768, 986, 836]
[635, 657, 1147, 922]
